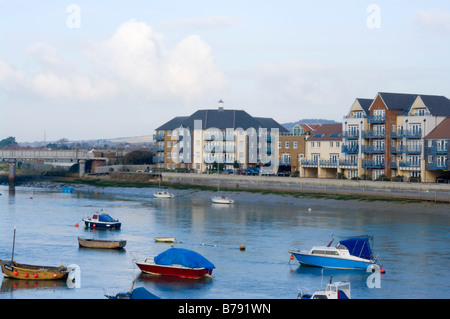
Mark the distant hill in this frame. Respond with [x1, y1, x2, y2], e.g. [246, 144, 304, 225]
[282, 119, 339, 131]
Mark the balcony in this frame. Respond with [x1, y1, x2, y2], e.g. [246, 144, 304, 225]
[155, 145, 165, 152]
[362, 160, 385, 169]
[362, 130, 385, 139]
[390, 129, 422, 139]
[367, 115, 385, 123]
[339, 159, 357, 167]
[342, 131, 360, 139]
[361, 145, 385, 153]
[152, 156, 164, 163]
[427, 161, 449, 170]
[319, 159, 338, 167]
[426, 146, 449, 155]
[301, 159, 318, 167]
[154, 133, 165, 141]
[341, 144, 359, 153]
[390, 145, 422, 154]
[398, 161, 421, 170]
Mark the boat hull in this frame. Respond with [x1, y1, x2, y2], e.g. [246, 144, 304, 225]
[290, 252, 375, 270]
[135, 260, 212, 279]
[78, 237, 126, 249]
[211, 197, 234, 204]
[0, 260, 69, 280]
[82, 219, 121, 230]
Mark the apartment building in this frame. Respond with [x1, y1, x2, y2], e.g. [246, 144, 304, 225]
[424, 117, 450, 183]
[278, 133, 307, 174]
[153, 100, 288, 172]
[299, 124, 342, 178]
[341, 92, 450, 180]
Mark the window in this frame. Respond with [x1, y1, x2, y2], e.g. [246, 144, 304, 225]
[330, 142, 333, 148]
[311, 142, 315, 148]
[285, 141, 289, 149]
[293, 141, 298, 149]
[317, 142, 321, 148]
[278, 141, 281, 148]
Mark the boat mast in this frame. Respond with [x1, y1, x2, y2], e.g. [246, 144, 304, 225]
[11, 226, 16, 264]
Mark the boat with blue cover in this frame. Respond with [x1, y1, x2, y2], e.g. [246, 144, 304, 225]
[134, 248, 215, 279]
[289, 235, 379, 270]
[82, 210, 121, 230]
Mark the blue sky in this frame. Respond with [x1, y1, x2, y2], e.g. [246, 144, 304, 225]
[1, 0, 450, 142]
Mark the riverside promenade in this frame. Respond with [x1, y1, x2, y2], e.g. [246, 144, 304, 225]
[161, 172, 450, 203]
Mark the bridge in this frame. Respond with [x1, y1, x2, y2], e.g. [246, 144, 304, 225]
[0, 149, 108, 182]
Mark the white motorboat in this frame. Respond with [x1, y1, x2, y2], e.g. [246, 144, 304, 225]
[211, 195, 234, 204]
[298, 276, 351, 299]
[153, 191, 174, 198]
[289, 235, 379, 270]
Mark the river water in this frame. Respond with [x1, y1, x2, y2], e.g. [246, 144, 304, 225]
[0, 183, 449, 299]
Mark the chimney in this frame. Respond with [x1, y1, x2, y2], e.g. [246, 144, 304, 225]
[218, 99, 224, 111]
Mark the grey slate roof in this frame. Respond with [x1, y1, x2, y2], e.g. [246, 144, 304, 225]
[156, 109, 288, 132]
[375, 92, 418, 111]
[356, 98, 372, 114]
[366, 92, 450, 116]
[419, 95, 450, 116]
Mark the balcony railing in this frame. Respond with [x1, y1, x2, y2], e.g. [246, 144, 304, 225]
[390, 145, 422, 154]
[319, 159, 338, 167]
[362, 160, 385, 168]
[301, 159, 319, 166]
[427, 161, 449, 170]
[341, 144, 359, 153]
[154, 133, 165, 141]
[155, 145, 165, 152]
[152, 156, 164, 163]
[398, 161, 421, 169]
[426, 146, 449, 155]
[362, 130, 385, 139]
[361, 145, 385, 153]
[339, 159, 357, 167]
[342, 131, 360, 139]
[390, 129, 422, 139]
[367, 115, 385, 123]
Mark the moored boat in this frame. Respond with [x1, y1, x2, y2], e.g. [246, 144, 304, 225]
[134, 248, 215, 279]
[211, 195, 234, 204]
[78, 237, 126, 249]
[298, 277, 351, 299]
[153, 191, 174, 198]
[289, 236, 379, 270]
[82, 211, 121, 230]
[154, 237, 176, 243]
[0, 260, 71, 280]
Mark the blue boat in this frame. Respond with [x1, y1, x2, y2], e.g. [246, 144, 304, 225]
[289, 236, 379, 270]
[61, 186, 74, 193]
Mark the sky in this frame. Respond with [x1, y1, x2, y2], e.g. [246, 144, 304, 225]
[1, 0, 450, 143]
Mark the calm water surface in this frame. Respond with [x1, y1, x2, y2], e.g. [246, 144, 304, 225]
[0, 184, 449, 299]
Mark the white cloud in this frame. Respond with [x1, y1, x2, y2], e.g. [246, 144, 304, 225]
[415, 8, 450, 31]
[0, 19, 229, 105]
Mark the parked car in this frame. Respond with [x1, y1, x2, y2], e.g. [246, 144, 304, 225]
[260, 168, 274, 176]
[436, 175, 450, 183]
[242, 167, 260, 175]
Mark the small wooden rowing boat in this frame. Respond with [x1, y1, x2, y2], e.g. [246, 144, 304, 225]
[78, 237, 127, 249]
[0, 260, 70, 280]
[154, 237, 175, 243]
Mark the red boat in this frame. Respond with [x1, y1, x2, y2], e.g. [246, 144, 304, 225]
[134, 248, 215, 279]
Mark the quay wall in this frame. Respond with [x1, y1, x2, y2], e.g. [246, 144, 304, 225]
[161, 172, 450, 203]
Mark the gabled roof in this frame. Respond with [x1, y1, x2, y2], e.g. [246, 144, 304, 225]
[424, 117, 450, 139]
[306, 124, 342, 141]
[371, 92, 418, 111]
[156, 109, 288, 132]
[356, 98, 372, 113]
[418, 95, 450, 116]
